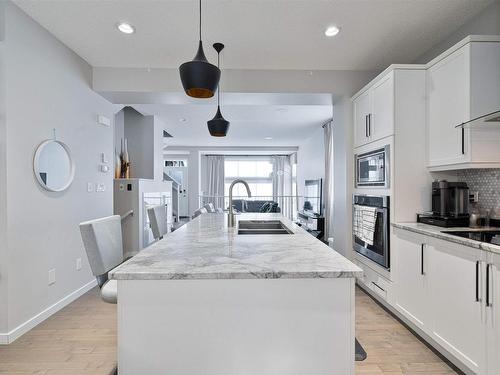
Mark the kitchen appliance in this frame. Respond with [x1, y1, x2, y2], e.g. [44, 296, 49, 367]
[441, 229, 500, 245]
[355, 145, 390, 188]
[353, 194, 390, 269]
[418, 180, 470, 227]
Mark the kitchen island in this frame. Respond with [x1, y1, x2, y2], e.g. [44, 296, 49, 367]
[110, 213, 362, 375]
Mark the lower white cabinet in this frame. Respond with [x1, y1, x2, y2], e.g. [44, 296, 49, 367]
[486, 252, 500, 375]
[427, 241, 486, 374]
[393, 231, 429, 330]
[393, 229, 494, 374]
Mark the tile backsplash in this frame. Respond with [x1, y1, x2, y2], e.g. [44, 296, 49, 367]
[457, 169, 500, 217]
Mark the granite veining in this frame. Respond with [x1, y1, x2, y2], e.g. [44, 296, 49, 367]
[110, 213, 362, 280]
[392, 222, 500, 255]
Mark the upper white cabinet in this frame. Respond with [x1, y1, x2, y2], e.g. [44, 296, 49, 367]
[427, 38, 500, 170]
[353, 90, 371, 148]
[353, 72, 394, 148]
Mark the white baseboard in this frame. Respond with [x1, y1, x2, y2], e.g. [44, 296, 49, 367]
[0, 279, 97, 345]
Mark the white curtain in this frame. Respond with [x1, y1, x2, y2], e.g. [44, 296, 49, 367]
[272, 155, 292, 219]
[323, 121, 334, 240]
[206, 155, 225, 209]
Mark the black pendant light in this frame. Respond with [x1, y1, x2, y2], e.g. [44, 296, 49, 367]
[179, 0, 220, 99]
[207, 43, 230, 137]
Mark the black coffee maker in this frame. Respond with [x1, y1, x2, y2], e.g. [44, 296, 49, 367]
[418, 180, 470, 227]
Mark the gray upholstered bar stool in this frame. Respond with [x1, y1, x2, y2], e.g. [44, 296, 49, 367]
[203, 203, 216, 213]
[79, 215, 124, 305]
[192, 207, 208, 219]
[147, 204, 169, 240]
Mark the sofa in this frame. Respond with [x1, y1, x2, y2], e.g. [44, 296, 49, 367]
[231, 199, 281, 213]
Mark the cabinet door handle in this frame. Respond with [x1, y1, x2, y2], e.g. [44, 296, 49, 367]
[486, 263, 492, 307]
[365, 115, 368, 138]
[476, 260, 480, 302]
[368, 114, 372, 137]
[421, 244, 425, 275]
[461, 128, 465, 155]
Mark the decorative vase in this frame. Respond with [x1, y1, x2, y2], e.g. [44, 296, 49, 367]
[114, 148, 121, 179]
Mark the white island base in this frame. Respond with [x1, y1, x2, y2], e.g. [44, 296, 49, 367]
[118, 277, 355, 375]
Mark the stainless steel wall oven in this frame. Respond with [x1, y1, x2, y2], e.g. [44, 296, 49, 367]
[353, 194, 390, 269]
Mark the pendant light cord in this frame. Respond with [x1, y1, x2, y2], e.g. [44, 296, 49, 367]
[199, 0, 202, 41]
[217, 51, 220, 104]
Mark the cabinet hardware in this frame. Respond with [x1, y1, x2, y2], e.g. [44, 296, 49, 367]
[421, 244, 425, 275]
[368, 114, 372, 137]
[372, 281, 385, 292]
[476, 260, 480, 302]
[365, 115, 368, 138]
[461, 128, 465, 155]
[486, 263, 492, 307]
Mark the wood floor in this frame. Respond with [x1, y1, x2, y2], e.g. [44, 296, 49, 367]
[0, 286, 458, 375]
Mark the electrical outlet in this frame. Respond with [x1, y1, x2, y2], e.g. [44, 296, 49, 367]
[87, 183, 94, 193]
[48, 269, 56, 285]
[76, 258, 82, 271]
[469, 191, 479, 203]
[96, 183, 106, 192]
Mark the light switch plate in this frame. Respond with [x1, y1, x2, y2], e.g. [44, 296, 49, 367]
[76, 258, 82, 271]
[87, 183, 94, 192]
[96, 183, 106, 192]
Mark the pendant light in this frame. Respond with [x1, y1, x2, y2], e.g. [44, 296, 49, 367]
[179, 0, 220, 99]
[207, 43, 230, 137]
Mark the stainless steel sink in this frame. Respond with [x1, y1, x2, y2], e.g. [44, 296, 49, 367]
[237, 220, 292, 235]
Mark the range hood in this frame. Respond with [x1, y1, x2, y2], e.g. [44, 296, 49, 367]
[455, 110, 500, 129]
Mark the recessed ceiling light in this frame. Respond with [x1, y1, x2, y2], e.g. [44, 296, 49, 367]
[117, 22, 135, 34]
[179, 118, 187, 122]
[325, 25, 340, 37]
[264, 137, 273, 140]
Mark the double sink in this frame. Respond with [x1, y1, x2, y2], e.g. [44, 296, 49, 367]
[237, 220, 293, 235]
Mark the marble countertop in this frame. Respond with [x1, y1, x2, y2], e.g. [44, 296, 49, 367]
[110, 213, 362, 280]
[392, 222, 500, 255]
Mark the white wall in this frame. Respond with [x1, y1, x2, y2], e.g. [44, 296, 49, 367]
[1, 2, 114, 340]
[331, 97, 353, 258]
[297, 126, 325, 200]
[123, 107, 155, 179]
[414, 0, 500, 63]
[0, 1, 8, 335]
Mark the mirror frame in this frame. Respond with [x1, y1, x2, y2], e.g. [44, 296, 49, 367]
[33, 139, 76, 192]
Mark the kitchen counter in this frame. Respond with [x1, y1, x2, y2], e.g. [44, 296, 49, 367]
[114, 213, 360, 375]
[392, 222, 500, 255]
[111, 212, 362, 280]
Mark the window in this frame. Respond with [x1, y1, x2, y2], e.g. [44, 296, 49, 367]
[224, 157, 273, 198]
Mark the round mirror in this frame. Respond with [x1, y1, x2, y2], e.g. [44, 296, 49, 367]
[33, 140, 75, 192]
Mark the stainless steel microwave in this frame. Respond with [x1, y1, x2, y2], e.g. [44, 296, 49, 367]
[355, 145, 390, 188]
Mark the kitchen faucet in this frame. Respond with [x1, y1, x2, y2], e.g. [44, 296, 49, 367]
[228, 179, 251, 227]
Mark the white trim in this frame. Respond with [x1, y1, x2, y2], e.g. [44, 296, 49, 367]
[0, 279, 97, 345]
[351, 35, 500, 101]
[357, 282, 475, 375]
[425, 35, 500, 69]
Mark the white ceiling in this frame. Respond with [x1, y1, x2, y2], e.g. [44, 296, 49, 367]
[133, 96, 332, 147]
[15, 0, 493, 71]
